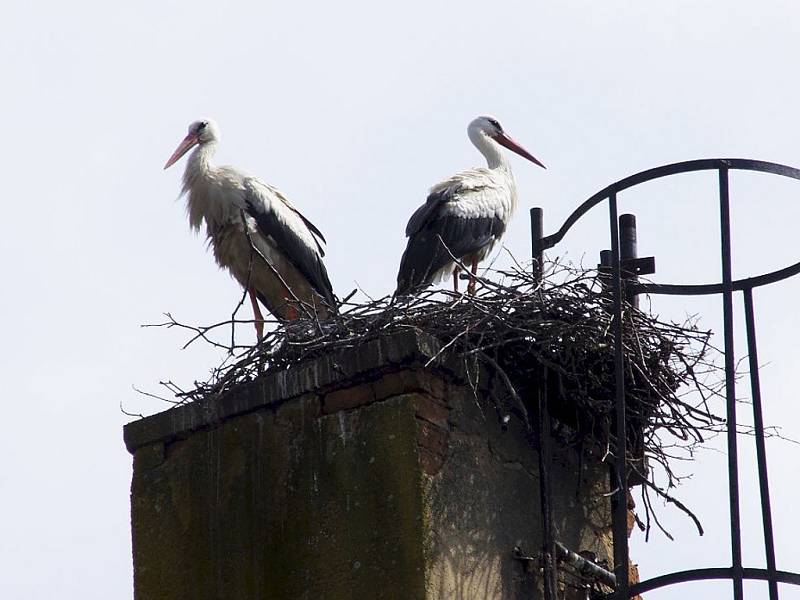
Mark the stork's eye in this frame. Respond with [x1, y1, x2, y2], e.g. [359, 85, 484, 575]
[198, 121, 208, 130]
[488, 118, 502, 131]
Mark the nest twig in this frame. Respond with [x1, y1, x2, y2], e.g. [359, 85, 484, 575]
[143, 258, 731, 538]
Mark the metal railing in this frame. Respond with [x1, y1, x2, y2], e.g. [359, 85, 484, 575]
[530, 158, 800, 599]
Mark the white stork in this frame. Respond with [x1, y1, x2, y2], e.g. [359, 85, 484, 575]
[164, 119, 335, 340]
[395, 116, 545, 296]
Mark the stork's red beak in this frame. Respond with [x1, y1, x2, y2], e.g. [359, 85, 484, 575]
[164, 133, 200, 169]
[493, 133, 546, 169]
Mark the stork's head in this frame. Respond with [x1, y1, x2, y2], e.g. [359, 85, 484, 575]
[164, 119, 220, 169]
[468, 115, 546, 169]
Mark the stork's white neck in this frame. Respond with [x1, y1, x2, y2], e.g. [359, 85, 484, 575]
[181, 141, 226, 232]
[187, 141, 218, 177]
[468, 128, 509, 171]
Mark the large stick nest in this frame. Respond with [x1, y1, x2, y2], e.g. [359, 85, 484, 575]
[146, 259, 727, 538]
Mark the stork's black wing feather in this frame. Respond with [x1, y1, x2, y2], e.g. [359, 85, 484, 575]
[243, 182, 336, 309]
[405, 188, 451, 237]
[395, 213, 504, 295]
[288, 207, 327, 255]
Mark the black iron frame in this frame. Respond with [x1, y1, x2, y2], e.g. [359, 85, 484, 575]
[530, 158, 800, 599]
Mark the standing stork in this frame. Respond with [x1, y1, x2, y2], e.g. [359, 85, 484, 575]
[395, 116, 545, 296]
[164, 119, 335, 340]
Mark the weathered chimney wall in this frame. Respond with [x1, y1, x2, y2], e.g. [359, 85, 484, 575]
[125, 331, 615, 599]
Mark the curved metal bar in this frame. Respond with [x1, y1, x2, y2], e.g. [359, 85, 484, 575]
[541, 158, 800, 251]
[636, 258, 800, 296]
[625, 567, 800, 596]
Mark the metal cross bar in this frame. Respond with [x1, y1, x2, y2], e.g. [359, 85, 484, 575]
[598, 257, 655, 277]
[598, 214, 655, 309]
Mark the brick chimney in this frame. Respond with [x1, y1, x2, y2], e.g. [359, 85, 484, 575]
[125, 330, 622, 599]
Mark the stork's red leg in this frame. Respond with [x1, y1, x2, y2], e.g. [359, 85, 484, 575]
[453, 267, 460, 293]
[467, 258, 478, 296]
[285, 302, 299, 321]
[249, 287, 265, 341]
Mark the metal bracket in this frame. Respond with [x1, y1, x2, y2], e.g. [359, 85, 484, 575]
[597, 256, 656, 277]
[512, 542, 617, 589]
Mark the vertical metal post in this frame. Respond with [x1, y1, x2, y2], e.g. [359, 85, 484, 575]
[619, 214, 639, 309]
[536, 368, 558, 600]
[743, 286, 779, 600]
[531, 208, 544, 285]
[608, 191, 630, 599]
[719, 166, 744, 600]
[531, 206, 557, 600]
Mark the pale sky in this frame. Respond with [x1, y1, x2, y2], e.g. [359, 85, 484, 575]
[2, 1, 800, 598]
